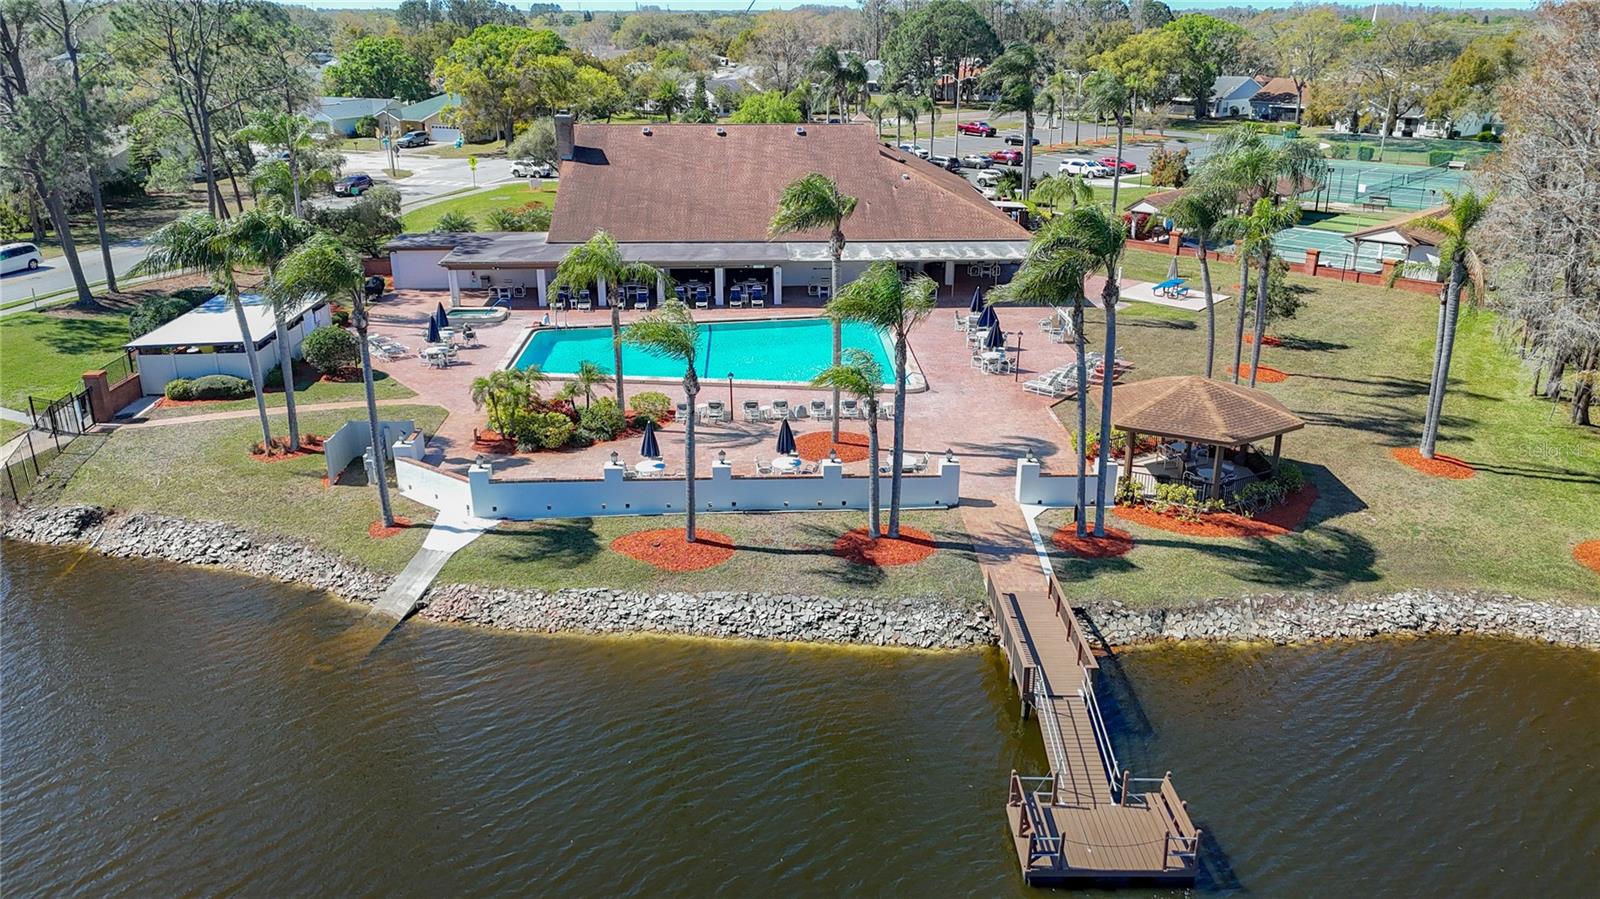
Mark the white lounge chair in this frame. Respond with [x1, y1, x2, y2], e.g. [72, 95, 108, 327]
[809, 399, 830, 420]
[1024, 371, 1070, 396]
[742, 400, 761, 422]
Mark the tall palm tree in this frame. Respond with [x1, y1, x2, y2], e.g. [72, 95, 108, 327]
[131, 213, 274, 447]
[1235, 199, 1301, 388]
[1032, 173, 1092, 211]
[988, 213, 1098, 537]
[1166, 184, 1233, 378]
[812, 348, 886, 538]
[983, 43, 1044, 199]
[842, 55, 869, 120]
[236, 111, 322, 217]
[921, 93, 940, 143]
[551, 231, 667, 412]
[770, 174, 859, 442]
[885, 90, 913, 145]
[231, 206, 315, 450]
[867, 96, 890, 139]
[1082, 70, 1131, 214]
[826, 261, 935, 538]
[1400, 190, 1491, 459]
[623, 302, 703, 542]
[271, 234, 396, 526]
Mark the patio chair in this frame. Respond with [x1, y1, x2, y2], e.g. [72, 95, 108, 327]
[706, 401, 727, 423]
[840, 399, 859, 419]
[694, 297, 709, 309]
[742, 400, 761, 422]
[809, 399, 829, 420]
[1024, 371, 1068, 396]
[577, 289, 593, 312]
[751, 285, 766, 304]
[676, 401, 690, 419]
[674, 285, 688, 303]
[799, 461, 818, 475]
[754, 457, 774, 475]
[770, 400, 790, 420]
[749, 293, 765, 308]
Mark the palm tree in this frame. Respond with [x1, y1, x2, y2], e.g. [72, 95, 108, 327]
[231, 206, 315, 450]
[770, 174, 859, 442]
[842, 56, 869, 120]
[131, 213, 275, 447]
[1166, 184, 1233, 378]
[810, 46, 849, 120]
[825, 261, 935, 538]
[1032, 174, 1092, 211]
[983, 43, 1044, 199]
[236, 111, 322, 217]
[812, 348, 886, 538]
[988, 213, 1098, 537]
[470, 368, 546, 433]
[571, 360, 611, 408]
[271, 234, 397, 526]
[551, 231, 667, 412]
[888, 91, 918, 146]
[623, 302, 703, 542]
[1082, 70, 1131, 214]
[921, 94, 940, 143]
[1235, 199, 1301, 388]
[1401, 190, 1491, 459]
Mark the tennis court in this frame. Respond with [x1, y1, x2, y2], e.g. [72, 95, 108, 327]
[1268, 226, 1406, 273]
[1304, 159, 1472, 210]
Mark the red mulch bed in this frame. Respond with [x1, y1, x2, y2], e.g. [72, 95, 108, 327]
[368, 516, 415, 539]
[1574, 541, 1600, 576]
[1242, 334, 1283, 347]
[1085, 436, 1160, 464]
[472, 429, 517, 454]
[1051, 526, 1135, 558]
[795, 430, 871, 463]
[250, 434, 324, 463]
[1237, 364, 1289, 383]
[612, 528, 735, 571]
[834, 526, 937, 567]
[1113, 486, 1319, 538]
[1390, 447, 1476, 479]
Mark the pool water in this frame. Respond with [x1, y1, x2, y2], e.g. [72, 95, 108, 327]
[513, 317, 896, 385]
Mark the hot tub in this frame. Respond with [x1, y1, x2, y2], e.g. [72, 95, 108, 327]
[446, 306, 510, 326]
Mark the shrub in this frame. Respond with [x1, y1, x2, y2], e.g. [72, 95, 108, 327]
[129, 295, 202, 338]
[302, 325, 360, 374]
[577, 397, 627, 443]
[164, 378, 193, 400]
[331, 308, 351, 328]
[1356, 145, 1375, 161]
[505, 407, 576, 451]
[432, 210, 475, 232]
[1473, 129, 1500, 143]
[1427, 149, 1456, 167]
[1327, 142, 1352, 159]
[1114, 477, 1142, 506]
[629, 391, 673, 423]
[484, 203, 552, 232]
[353, 115, 379, 137]
[168, 374, 251, 401]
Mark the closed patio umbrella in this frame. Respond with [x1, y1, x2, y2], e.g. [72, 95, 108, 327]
[775, 419, 796, 456]
[433, 302, 449, 331]
[974, 305, 998, 330]
[984, 321, 1007, 350]
[968, 287, 984, 314]
[426, 315, 441, 344]
[1166, 254, 1180, 281]
[639, 419, 661, 459]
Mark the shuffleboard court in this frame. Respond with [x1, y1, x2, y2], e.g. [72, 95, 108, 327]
[1265, 227, 1406, 273]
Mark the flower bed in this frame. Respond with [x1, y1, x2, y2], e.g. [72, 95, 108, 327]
[1242, 333, 1283, 347]
[1051, 525, 1135, 558]
[795, 431, 871, 463]
[1113, 485, 1318, 538]
[1390, 446, 1476, 479]
[250, 433, 324, 463]
[834, 526, 936, 567]
[1237, 364, 1289, 383]
[612, 528, 735, 571]
[369, 516, 415, 539]
[1573, 540, 1600, 576]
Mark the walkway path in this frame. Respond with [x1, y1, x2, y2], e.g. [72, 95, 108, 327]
[369, 508, 494, 622]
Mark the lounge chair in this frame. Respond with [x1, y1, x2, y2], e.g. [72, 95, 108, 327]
[809, 400, 830, 420]
[577, 289, 593, 312]
[751, 285, 766, 305]
[728, 287, 744, 308]
[1024, 371, 1069, 396]
[912, 452, 931, 473]
[676, 401, 690, 419]
[840, 399, 859, 419]
[742, 400, 761, 422]
[674, 285, 688, 303]
[769, 400, 790, 420]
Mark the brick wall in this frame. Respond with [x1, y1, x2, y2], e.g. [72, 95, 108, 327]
[82, 368, 143, 422]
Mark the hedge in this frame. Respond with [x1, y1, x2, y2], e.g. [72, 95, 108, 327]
[165, 374, 252, 401]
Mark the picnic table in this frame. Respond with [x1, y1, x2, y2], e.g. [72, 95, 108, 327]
[1153, 277, 1188, 298]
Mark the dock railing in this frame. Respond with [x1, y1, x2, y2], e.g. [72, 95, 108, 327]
[1008, 772, 1066, 873]
[1080, 667, 1122, 793]
[986, 572, 1037, 707]
[1046, 573, 1098, 670]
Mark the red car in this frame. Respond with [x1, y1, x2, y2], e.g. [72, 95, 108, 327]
[957, 120, 997, 137]
[1098, 156, 1138, 174]
[989, 148, 1023, 166]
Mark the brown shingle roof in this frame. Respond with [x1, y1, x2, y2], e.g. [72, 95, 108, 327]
[1344, 205, 1448, 246]
[548, 123, 1030, 244]
[1111, 376, 1305, 446]
[1125, 189, 1185, 212]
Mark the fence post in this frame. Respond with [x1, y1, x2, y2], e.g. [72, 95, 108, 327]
[24, 432, 39, 480]
[4, 461, 17, 501]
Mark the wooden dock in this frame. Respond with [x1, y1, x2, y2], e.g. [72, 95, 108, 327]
[987, 571, 1200, 886]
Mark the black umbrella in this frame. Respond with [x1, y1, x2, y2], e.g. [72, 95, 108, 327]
[775, 419, 796, 456]
[968, 287, 984, 314]
[984, 321, 1007, 350]
[433, 302, 449, 331]
[426, 315, 441, 344]
[974, 305, 998, 330]
[639, 419, 661, 459]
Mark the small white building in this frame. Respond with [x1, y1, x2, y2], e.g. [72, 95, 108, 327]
[125, 293, 331, 396]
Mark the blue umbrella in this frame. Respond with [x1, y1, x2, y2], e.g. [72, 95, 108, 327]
[433, 302, 449, 331]
[775, 419, 796, 456]
[967, 287, 984, 314]
[974, 305, 998, 330]
[984, 321, 1006, 350]
[425, 315, 441, 344]
[639, 419, 661, 459]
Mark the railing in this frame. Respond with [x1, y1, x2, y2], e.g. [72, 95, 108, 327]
[1045, 573, 1098, 670]
[1033, 679, 1069, 785]
[101, 349, 138, 387]
[1008, 772, 1065, 872]
[1080, 668, 1122, 795]
[986, 571, 1037, 704]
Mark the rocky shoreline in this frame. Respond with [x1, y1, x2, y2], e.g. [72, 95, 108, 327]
[5, 504, 1597, 650]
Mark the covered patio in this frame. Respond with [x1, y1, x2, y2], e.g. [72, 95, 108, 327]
[1111, 376, 1305, 501]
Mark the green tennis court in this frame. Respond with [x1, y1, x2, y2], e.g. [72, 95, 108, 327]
[1268, 226, 1406, 273]
[1304, 159, 1473, 210]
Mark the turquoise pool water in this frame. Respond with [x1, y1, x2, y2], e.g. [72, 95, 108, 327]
[513, 317, 895, 384]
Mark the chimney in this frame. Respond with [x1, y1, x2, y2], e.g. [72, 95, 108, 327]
[555, 113, 574, 161]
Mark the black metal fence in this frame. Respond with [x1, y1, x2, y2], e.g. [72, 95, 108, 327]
[102, 349, 138, 387]
[3, 388, 96, 511]
[28, 390, 91, 435]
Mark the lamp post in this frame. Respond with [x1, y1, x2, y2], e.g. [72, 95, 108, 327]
[727, 372, 735, 413]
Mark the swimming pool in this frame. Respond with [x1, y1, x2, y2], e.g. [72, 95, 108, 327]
[511, 317, 897, 385]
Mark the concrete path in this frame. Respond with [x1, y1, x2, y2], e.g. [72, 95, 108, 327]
[369, 508, 494, 622]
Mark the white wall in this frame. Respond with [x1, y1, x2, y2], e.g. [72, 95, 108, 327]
[1013, 457, 1117, 507]
[396, 457, 476, 518]
[134, 304, 331, 396]
[323, 418, 415, 482]
[390, 249, 452, 289]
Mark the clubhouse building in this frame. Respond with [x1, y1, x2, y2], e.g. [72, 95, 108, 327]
[386, 116, 1031, 306]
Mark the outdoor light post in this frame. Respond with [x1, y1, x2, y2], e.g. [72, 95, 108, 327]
[727, 372, 734, 411]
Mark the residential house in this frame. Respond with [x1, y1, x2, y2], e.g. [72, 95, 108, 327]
[397, 93, 465, 144]
[1331, 103, 1505, 140]
[312, 96, 400, 137]
[1249, 76, 1304, 122]
[1207, 76, 1262, 118]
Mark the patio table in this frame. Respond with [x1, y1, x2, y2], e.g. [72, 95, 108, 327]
[635, 459, 665, 475]
[772, 454, 803, 474]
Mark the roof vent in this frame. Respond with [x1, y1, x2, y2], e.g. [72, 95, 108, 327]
[715, 127, 726, 136]
[795, 126, 806, 136]
[642, 126, 653, 136]
[900, 172, 911, 181]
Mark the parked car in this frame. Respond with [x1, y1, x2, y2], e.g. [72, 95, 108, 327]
[0, 241, 41, 275]
[1098, 156, 1137, 174]
[1003, 133, 1041, 146]
[395, 130, 430, 148]
[897, 142, 930, 159]
[989, 148, 1024, 166]
[929, 155, 962, 172]
[957, 120, 997, 137]
[974, 170, 1002, 188]
[333, 173, 374, 196]
[1058, 158, 1110, 178]
[961, 153, 992, 169]
[510, 159, 556, 178]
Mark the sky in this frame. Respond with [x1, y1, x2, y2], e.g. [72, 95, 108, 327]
[283, 1, 1540, 11]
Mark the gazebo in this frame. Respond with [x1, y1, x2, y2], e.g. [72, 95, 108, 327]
[1111, 376, 1305, 500]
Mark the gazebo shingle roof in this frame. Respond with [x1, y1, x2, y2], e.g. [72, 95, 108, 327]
[1111, 376, 1305, 445]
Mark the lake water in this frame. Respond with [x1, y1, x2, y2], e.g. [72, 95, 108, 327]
[3, 541, 1596, 896]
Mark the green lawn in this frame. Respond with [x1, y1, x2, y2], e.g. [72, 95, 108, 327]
[142, 364, 415, 419]
[1, 419, 27, 444]
[58, 404, 450, 573]
[401, 182, 558, 231]
[438, 509, 985, 602]
[1041, 250, 1600, 606]
[416, 138, 506, 159]
[0, 308, 132, 410]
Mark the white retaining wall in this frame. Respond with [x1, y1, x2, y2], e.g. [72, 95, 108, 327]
[322, 418, 416, 482]
[1013, 457, 1118, 506]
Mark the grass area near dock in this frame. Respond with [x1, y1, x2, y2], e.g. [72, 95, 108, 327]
[438, 510, 986, 603]
[0, 307, 132, 410]
[1042, 250, 1600, 605]
[401, 181, 558, 231]
[58, 404, 450, 574]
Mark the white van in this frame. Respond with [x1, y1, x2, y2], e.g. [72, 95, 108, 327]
[0, 242, 42, 275]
